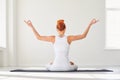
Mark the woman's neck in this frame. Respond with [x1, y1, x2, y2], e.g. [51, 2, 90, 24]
[58, 34, 65, 37]
[57, 30, 65, 37]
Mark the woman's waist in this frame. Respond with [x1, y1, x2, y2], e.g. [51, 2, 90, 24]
[54, 50, 69, 54]
[54, 53, 69, 58]
[52, 59, 70, 66]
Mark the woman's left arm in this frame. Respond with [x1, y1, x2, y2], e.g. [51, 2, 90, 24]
[68, 19, 99, 43]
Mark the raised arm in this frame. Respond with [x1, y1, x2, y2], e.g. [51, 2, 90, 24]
[24, 20, 55, 43]
[68, 19, 98, 44]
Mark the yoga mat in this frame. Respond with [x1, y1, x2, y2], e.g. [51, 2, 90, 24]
[10, 69, 113, 72]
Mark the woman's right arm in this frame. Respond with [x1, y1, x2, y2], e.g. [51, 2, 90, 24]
[24, 20, 55, 43]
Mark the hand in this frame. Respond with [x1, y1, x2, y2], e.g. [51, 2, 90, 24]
[24, 20, 34, 28]
[90, 19, 99, 25]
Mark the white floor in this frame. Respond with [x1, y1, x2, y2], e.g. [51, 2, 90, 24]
[0, 66, 120, 80]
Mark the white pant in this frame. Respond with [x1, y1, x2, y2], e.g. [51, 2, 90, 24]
[46, 64, 78, 71]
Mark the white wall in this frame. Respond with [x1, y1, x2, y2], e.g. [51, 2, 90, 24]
[0, 48, 7, 67]
[0, 51, 3, 66]
[15, 0, 120, 67]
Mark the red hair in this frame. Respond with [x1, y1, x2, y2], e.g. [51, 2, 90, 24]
[56, 19, 66, 31]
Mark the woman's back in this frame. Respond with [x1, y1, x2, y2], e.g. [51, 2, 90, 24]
[53, 35, 70, 67]
[46, 35, 78, 71]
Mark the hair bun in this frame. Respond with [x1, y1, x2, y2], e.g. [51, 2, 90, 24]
[56, 19, 66, 31]
[57, 20, 64, 24]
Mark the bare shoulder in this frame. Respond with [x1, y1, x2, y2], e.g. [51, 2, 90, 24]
[67, 34, 84, 43]
[50, 35, 55, 38]
[49, 35, 55, 40]
[40, 35, 55, 43]
[49, 35, 55, 43]
[67, 35, 74, 40]
[67, 35, 74, 44]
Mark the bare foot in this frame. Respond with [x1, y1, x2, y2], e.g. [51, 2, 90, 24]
[70, 61, 74, 65]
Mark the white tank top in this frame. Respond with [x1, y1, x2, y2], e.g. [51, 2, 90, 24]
[52, 35, 71, 70]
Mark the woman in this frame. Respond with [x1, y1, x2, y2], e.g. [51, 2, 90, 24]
[24, 19, 98, 71]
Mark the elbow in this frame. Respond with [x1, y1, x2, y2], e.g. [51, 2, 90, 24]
[36, 37, 40, 40]
[82, 34, 87, 39]
[82, 36, 86, 39]
[36, 36, 41, 40]
[84, 35, 87, 38]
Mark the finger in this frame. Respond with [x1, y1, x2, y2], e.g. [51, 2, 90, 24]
[28, 20, 32, 24]
[96, 20, 99, 22]
[94, 20, 99, 23]
[92, 18, 96, 21]
[93, 19, 99, 23]
[28, 20, 31, 23]
[24, 20, 28, 24]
